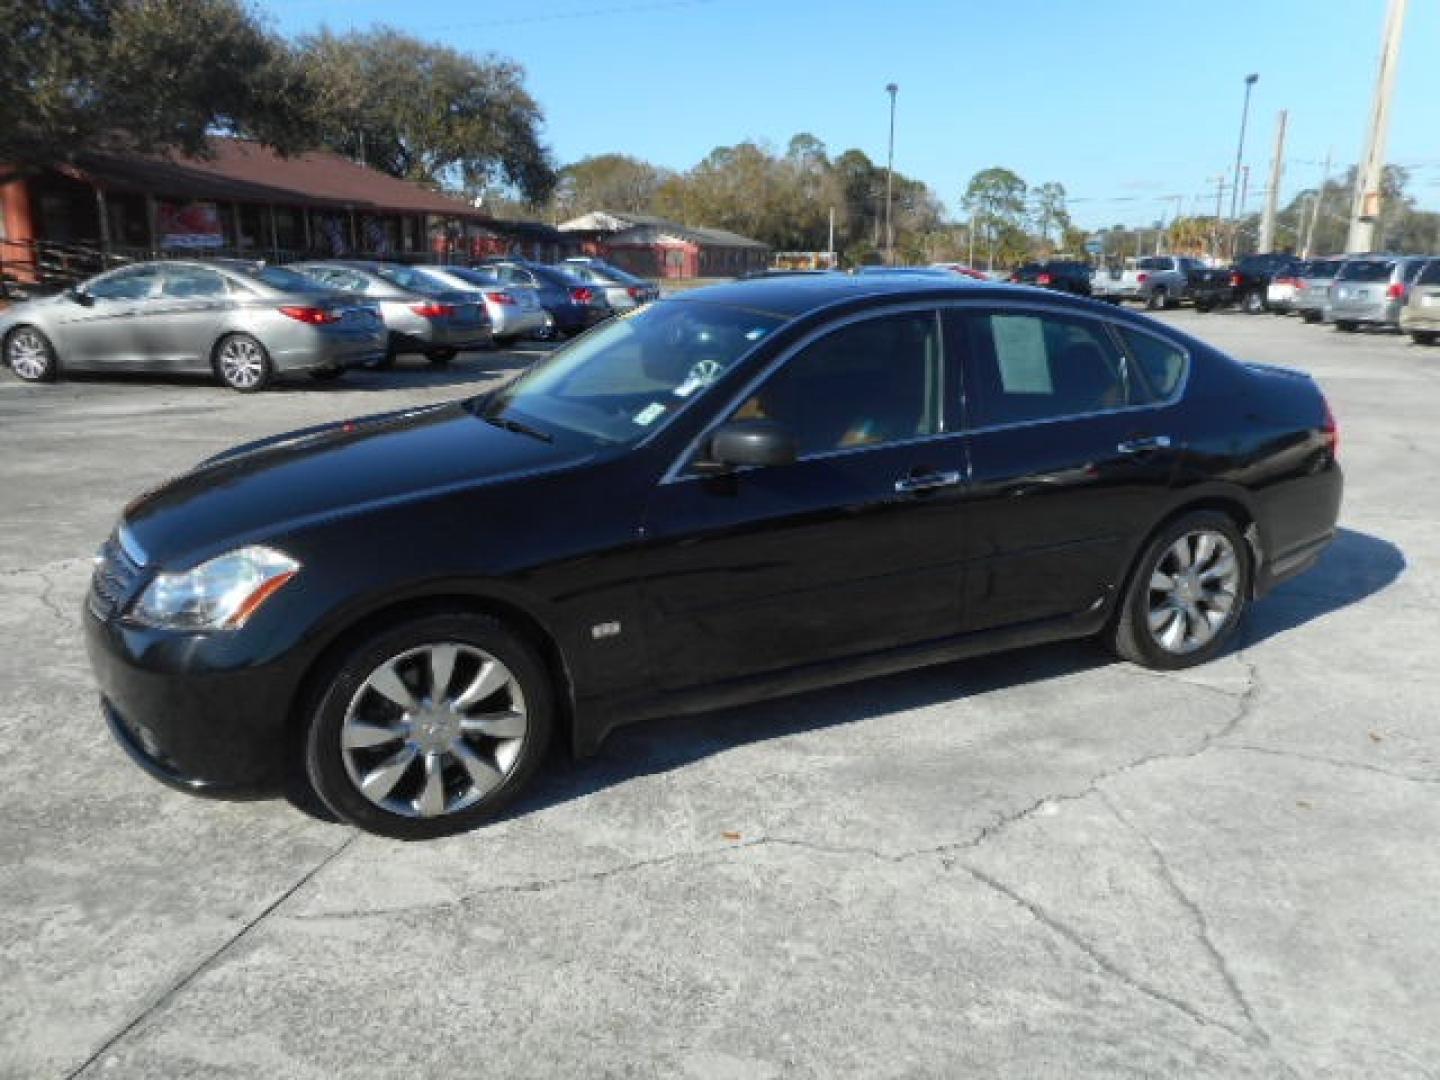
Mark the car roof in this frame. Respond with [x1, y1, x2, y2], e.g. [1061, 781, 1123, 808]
[668, 274, 1037, 319]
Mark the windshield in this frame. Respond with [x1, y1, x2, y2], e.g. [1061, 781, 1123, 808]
[483, 301, 784, 446]
[247, 266, 328, 293]
[372, 264, 450, 295]
[1337, 260, 1393, 282]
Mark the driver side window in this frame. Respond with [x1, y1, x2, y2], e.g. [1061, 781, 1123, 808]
[731, 310, 942, 459]
[87, 267, 160, 301]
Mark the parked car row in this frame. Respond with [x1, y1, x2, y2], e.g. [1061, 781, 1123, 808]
[1260, 253, 1438, 341]
[1, 255, 661, 391]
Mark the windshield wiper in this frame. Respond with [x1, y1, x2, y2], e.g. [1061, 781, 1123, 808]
[483, 414, 553, 443]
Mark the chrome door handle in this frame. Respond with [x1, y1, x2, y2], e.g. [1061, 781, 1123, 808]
[1116, 435, 1173, 454]
[895, 470, 962, 494]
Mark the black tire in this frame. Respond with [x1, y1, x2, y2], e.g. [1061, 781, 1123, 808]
[1110, 511, 1252, 671]
[1302, 310, 1322, 323]
[1194, 301, 1213, 313]
[303, 612, 555, 840]
[1411, 332, 1437, 346]
[212, 333, 273, 392]
[1146, 288, 1167, 311]
[4, 325, 58, 382]
[1242, 289, 1265, 314]
[309, 366, 345, 382]
[428, 347, 457, 366]
[1335, 321, 1358, 333]
[492, 334, 515, 349]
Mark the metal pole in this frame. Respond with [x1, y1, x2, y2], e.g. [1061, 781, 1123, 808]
[1258, 110, 1288, 253]
[827, 206, 835, 268]
[1230, 73, 1259, 227]
[1213, 175, 1225, 259]
[884, 82, 897, 266]
[1347, 0, 1408, 252]
[1304, 149, 1331, 257]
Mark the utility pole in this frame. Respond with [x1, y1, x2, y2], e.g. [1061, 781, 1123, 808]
[1347, 0, 1408, 252]
[1230, 74, 1259, 229]
[1258, 110, 1288, 253]
[1304, 149, 1332, 257]
[884, 83, 898, 266]
[827, 206, 835, 269]
[1212, 175, 1226, 259]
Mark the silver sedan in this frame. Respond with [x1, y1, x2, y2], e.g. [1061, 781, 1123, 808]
[1, 260, 386, 391]
[411, 265, 552, 345]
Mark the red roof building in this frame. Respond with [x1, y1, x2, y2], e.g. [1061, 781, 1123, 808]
[1, 138, 575, 289]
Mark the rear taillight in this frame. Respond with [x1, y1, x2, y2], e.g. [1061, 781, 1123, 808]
[1386, 282, 1407, 301]
[1036, 272, 1053, 286]
[1322, 398, 1339, 458]
[485, 291, 516, 305]
[278, 305, 340, 325]
[1136, 273, 1149, 284]
[411, 301, 456, 318]
[627, 285, 644, 300]
[1230, 272, 1242, 288]
[570, 286, 595, 304]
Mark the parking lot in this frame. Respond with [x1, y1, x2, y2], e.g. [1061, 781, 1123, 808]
[2, 310, 1437, 1078]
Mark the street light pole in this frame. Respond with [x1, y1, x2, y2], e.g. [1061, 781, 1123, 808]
[884, 82, 898, 266]
[1230, 73, 1259, 256]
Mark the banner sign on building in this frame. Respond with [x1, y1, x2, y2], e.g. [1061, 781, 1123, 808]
[157, 201, 225, 248]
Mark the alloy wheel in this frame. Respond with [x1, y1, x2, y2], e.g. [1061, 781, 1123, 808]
[7, 329, 50, 380]
[1145, 530, 1241, 654]
[340, 642, 529, 819]
[218, 337, 265, 389]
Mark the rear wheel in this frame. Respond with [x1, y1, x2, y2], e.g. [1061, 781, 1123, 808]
[213, 333, 272, 392]
[1302, 310, 1322, 323]
[1146, 288, 1167, 311]
[428, 347, 456, 366]
[1111, 511, 1251, 670]
[1242, 289, 1265, 314]
[1335, 321, 1358, 333]
[1194, 300, 1213, 313]
[4, 325, 57, 382]
[303, 612, 555, 840]
[1412, 331, 1438, 346]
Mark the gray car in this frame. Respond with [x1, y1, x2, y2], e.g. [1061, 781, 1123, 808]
[560, 257, 660, 312]
[1325, 255, 1428, 332]
[0, 259, 386, 391]
[410, 265, 551, 345]
[1294, 257, 1344, 323]
[290, 261, 491, 366]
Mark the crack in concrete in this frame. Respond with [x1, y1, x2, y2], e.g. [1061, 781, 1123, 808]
[955, 862, 1249, 1039]
[1221, 744, 1440, 786]
[65, 834, 357, 1080]
[1096, 787, 1300, 1079]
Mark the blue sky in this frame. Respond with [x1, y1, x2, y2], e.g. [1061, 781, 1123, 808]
[263, 0, 1440, 229]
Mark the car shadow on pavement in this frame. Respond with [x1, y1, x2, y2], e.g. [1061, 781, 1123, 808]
[284, 527, 1404, 829]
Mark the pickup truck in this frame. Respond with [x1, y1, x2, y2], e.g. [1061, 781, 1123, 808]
[1091, 255, 1231, 311]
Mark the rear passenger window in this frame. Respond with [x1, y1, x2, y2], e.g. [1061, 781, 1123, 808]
[1419, 261, 1440, 286]
[961, 312, 1145, 428]
[1118, 328, 1188, 399]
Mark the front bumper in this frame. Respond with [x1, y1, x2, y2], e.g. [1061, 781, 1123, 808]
[84, 607, 293, 797]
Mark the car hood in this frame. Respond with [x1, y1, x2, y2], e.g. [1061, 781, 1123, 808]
[123, 401, 595, 566]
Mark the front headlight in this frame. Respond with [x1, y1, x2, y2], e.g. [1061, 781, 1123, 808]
[131, 546, 300, 631]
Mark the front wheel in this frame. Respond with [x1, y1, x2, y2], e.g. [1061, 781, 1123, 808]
[5, 325, 58, 382]
[213, 333, 273, 392]
[1411, 332, 1437, 346]
[303, 613, 555, 840]
[1110, 512, 1251, 671]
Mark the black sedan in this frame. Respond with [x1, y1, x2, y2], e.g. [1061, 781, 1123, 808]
[1010, 260, 1094, 296]
[85, 276, 1342, 839]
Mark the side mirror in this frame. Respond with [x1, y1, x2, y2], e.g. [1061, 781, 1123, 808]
[66, 286, 94, 306]
[698, 419, 798, 472]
